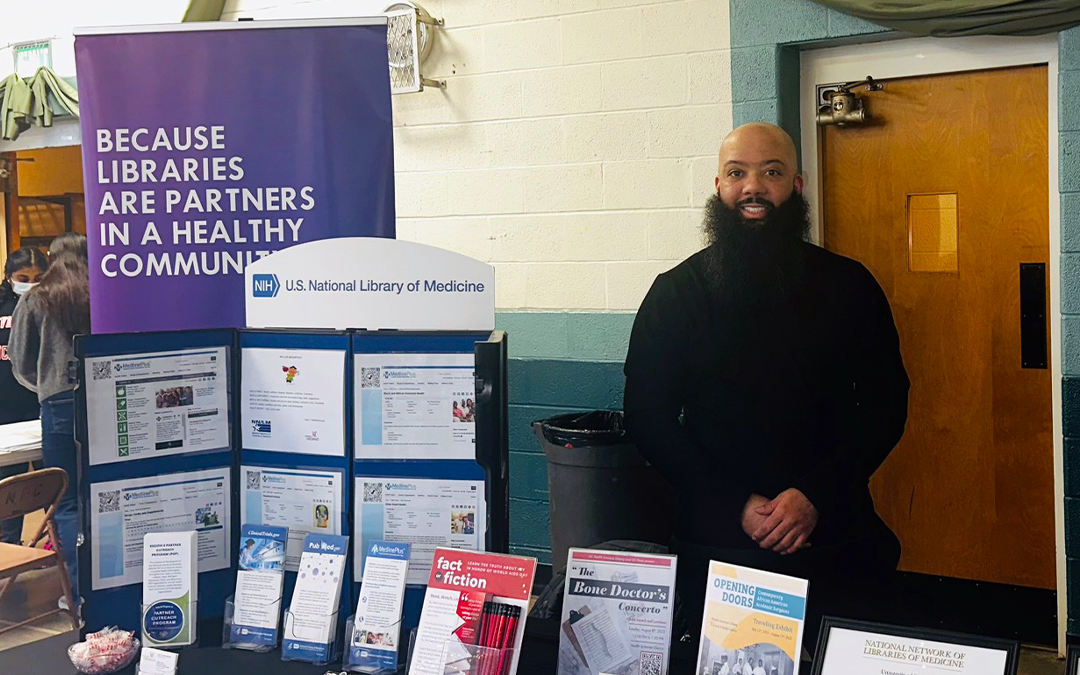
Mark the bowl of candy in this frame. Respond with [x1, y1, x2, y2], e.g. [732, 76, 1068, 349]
[68, 626, 140, 674]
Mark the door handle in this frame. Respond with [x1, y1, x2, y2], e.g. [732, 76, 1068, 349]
[1019, 262, 1047, 369]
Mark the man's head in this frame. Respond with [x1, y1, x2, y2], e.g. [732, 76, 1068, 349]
[702, 123, 811, 301]
[716, 122, 802, 222]
[758, 660, 763, 667]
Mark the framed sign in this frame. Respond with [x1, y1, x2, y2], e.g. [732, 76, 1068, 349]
[1067, 643, 1080, 675]
[811, 617, 1020, 675]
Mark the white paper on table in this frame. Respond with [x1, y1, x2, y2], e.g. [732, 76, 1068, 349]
[240, 465, 342, 571]
[0, 420, 42, 453]
[85, 347, 229, 466]
[240, 347, 346, 456]
[818, 627, 1009, 675]
[354, 477, 486, 584]
[139, 647, 179, 675]
[354, 352, 476, 460]
[89, 468, 231, 590]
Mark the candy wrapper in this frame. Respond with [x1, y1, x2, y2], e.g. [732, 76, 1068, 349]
[68, 626, 141, 674]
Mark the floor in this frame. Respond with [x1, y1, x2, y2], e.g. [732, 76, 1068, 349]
[0, 512, 1069, 673]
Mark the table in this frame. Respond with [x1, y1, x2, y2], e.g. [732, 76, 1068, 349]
[0, 420, 42, 469]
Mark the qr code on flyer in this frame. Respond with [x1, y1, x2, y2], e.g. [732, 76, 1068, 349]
[92, 361, 112, 381]
[639, 652, 663, 675]
[361, 367, 381, 389]
[98, 490, 120, 513]
[363, 482, 384, 503]
[246, 471, 261, 490]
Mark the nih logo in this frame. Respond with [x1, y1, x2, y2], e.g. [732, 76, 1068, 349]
[252, 274, 280, 298]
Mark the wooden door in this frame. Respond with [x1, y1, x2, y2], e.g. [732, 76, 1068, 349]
[821, 66, 1053, 589]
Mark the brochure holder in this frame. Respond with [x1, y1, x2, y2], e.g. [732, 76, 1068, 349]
[221, 593, 281, 652]
[343, 613, 406, 673]
[441, 643, 517, 675]
[280, 606, 341, 665]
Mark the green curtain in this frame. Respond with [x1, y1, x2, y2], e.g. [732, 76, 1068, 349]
[183, 0, 226, 22]
[0, 67, 79, 141]
[809, 0, 1080, 36]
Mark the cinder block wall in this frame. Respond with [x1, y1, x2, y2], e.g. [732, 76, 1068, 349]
[225, 0, 736, 563]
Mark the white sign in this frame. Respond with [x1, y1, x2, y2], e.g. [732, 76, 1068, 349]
[355, 477, 486, 585]
[355, 352, 476, 461]
[818, 625, 1011, 675]
[142, 531, 198, 647]
[240, 347, 346, 456]
[90, 469, 231, 590]
[85, 347, 229, 466]
[245, 238, 495, 331]
[240, 465, 342, 571]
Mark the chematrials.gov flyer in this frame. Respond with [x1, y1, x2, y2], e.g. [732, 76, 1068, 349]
[696, 562, 809, 675]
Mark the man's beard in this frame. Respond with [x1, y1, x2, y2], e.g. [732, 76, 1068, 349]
[702, 191, 812, 304]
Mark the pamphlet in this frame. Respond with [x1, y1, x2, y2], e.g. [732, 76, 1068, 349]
[696, 561, 809, 675]
[282, 533, 349, 662]
[408, 548, 536, 675]
[141, 531, 198, 648]
[230, 524, 288, 647]
[347, 541, 411, 672]
[558, 549, 677, 675]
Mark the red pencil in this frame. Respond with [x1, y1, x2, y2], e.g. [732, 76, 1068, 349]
[479, 603, 504, 675]
[495, 605, 521, 675]
[486, 604, 509, 675]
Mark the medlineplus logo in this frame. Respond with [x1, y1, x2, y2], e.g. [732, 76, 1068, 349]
[252, 274, 280, 298]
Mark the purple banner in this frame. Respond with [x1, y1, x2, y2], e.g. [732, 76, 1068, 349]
[75, 21, 395, 333]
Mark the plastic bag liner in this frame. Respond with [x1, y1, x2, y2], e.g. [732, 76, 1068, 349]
[535, 410, 625, 447]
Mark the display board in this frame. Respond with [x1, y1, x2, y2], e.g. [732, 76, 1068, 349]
[75, 330, 238, 635]
[237, 329, 354, 636]
[73, 327, 509, 645]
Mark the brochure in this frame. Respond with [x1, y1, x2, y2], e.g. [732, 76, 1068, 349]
[347, 540, 411, 672]
[230, 524, 288, 647]
[141, 531, 198, 648]
[696, 561, 809, 675]
[282, 533, 349, 662]
[558, 549, 677, 675]
[408, 548, 536, 675]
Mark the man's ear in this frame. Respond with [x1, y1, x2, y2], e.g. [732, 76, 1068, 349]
[715, 174, 721, 192]
[793, 174, 804, 195]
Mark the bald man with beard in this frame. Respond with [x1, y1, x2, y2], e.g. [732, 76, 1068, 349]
[623, 123, 910, 645]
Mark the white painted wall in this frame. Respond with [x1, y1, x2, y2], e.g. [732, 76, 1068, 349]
[225, 0, 733, 310]
[0, 1, 191, 78]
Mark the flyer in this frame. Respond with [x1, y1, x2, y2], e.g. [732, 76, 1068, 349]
[86, 347, 229, 465]
[231, 524, 288, 648]
[142, 531, 198, 648]
[817, 625, 1009, 675]
[408, 548, 536, 675]
[559, 549, 677, 675]
[355, 477, 486, 584]
[696, 562, 809, 675]
[282, 533, 349, 663]
[90, 468, 231, 590]
[240, 465, 342, 571]
[354, 353, 476, 460]
[347, 541, 411, 672]
[241, 347, 346, 456]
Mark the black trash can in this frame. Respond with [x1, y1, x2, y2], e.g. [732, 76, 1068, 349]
[532, 411, 673, 573]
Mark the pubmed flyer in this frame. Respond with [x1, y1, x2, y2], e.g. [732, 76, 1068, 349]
[696, 562, 808, 675]
[85, 347, 229, 465]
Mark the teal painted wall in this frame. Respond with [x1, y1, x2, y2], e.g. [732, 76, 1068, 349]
[728, 0, 1080, 633]
[496, 312, 635, 564]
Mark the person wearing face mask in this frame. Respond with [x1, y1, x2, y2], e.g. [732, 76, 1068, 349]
[9, 233, 89, 610]
[0, 246, 49, 546]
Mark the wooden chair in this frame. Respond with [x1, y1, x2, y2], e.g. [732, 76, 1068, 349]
[0, 467, 79, 633]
